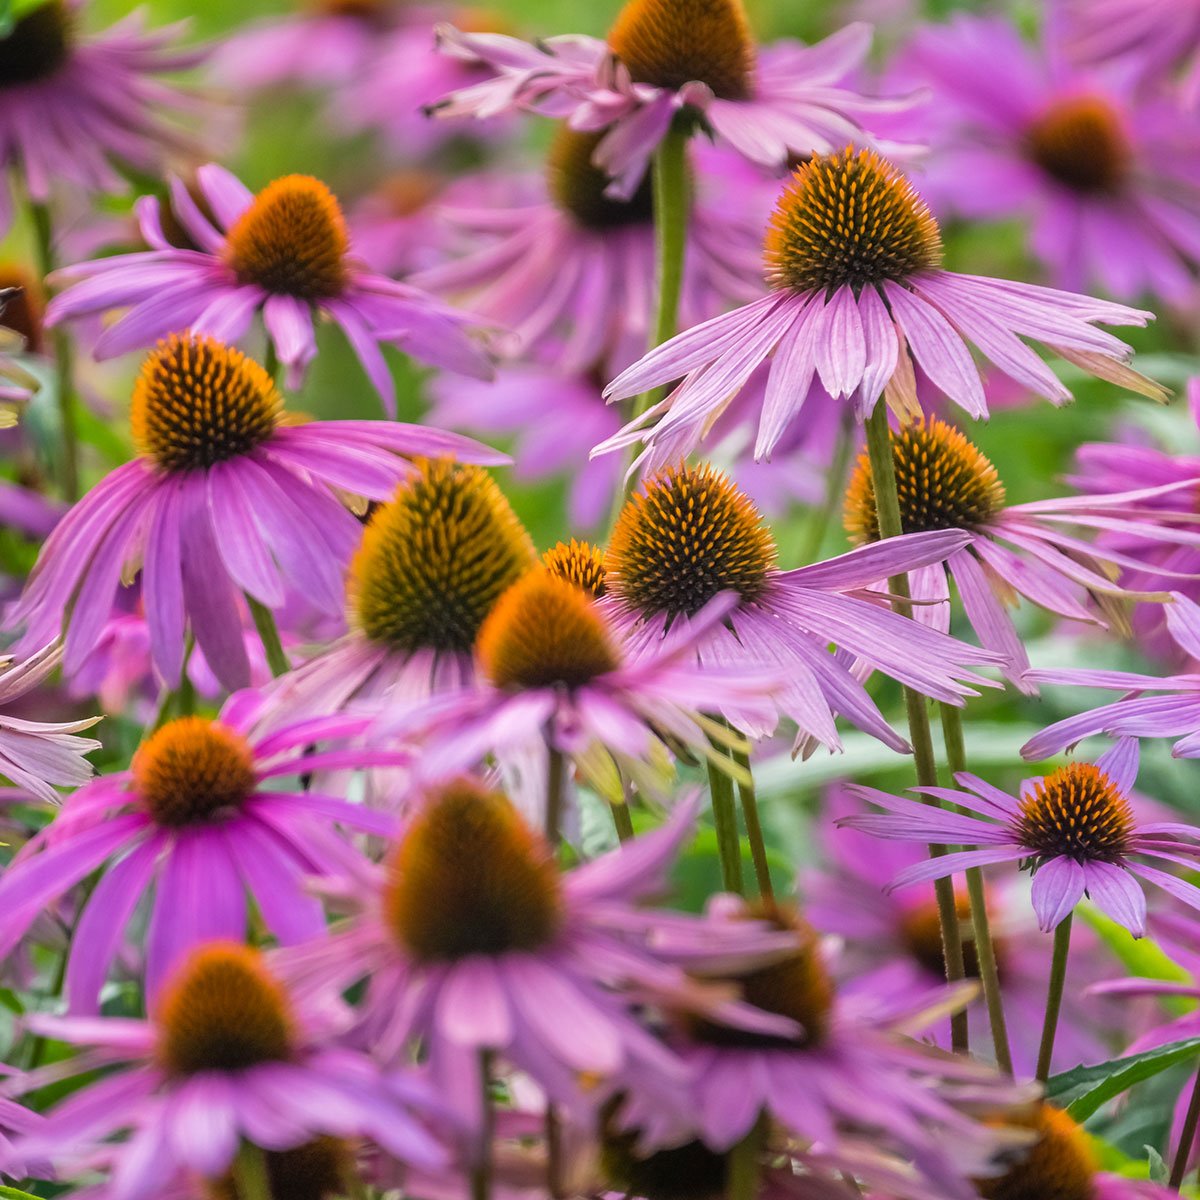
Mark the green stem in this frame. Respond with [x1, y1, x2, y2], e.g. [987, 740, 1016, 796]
[609, 121, 691, 524]
[799, 407, 856, 564]
[472, 1051, 494, 1200]
[707, 752, 744, 896]
[611, 799, 635, 843]
[726, 1117, 764, 1200]
[545, 743, 566, 848]
[1170, 1065, 1200, 1189]
[30, 201, 79, 502]
[246, 594, 290, 677]
[1036, 913, 1073, 1083]
[234, 1144, 272, 1200]
[863, 404, 969, 1053]
[940, 702, 1013, 1075]
[263, 340, 280, 386]
[732, 745, 773, 902]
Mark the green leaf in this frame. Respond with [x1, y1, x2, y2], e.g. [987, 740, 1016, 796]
[1078, 902, 1194, 1015]
[1047, 1037, 1200, 1121]
[1146, 1146, 1169, 1186]
[0, 1186, 50, 1200]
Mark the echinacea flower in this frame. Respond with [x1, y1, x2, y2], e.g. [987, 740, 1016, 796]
[10, 942, 447, 1200]
[0, 697, 409, 1008]
[1061, 0, 1200, 108]
[0, 640, 99, 803]
[379, 568, 781, 805]
[841, 415, 1200, 686]
[597, 147, 1165, 468]
[1022, 593, 1200, 760]
[604, 461, 1000, 753]
[278, 781, 795, 1125]
[44, 165, 495, 411]
[955, 1102, 1178, 1200]
[429, 0, 908, 197]
[901, 15, 1200, 302]
[842, 739, 1200, 936]
[613, 897, 1031, 1200]
[264, 456, 535, 725]
[415, 128, 765, 373]
[0, 0, 206, 236]
[5, 334, 504, 691]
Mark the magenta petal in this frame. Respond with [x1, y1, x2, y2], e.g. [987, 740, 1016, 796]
[1030, 856, 1087, 931]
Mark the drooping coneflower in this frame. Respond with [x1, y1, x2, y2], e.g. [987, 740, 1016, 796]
[0, 699, 409, 1007]
[9, 942, 447, 1200]
[0, 0, 206, 236]
[278, 782, 797, 1126]
[613, 897, 1032, 1200]
[44, 165, 495, 411]
[842, 739, 1200, 936]
[901, 15, 1200, 302]
[415, 128, 765, 373]
[378, 568, 781, 807]
[428, 0, 909, 197]
[264, 456, 535, 726]
[604, 461, 1001, 753]
[840, 415, 1200, 686]
[597, 148, 1164, 468]
[6, 334, 504, 690]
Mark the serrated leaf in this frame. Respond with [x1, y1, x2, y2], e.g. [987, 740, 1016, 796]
[1047, 1037, 1200, 1121]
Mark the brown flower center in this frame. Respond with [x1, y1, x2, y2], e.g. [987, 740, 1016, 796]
[547, 127, 655, 231]
[602, 1132, 727, 1200]
[765, 148, 943, 294]
[213, 1138, 353, 1200]
[0, 268, 43, 353]
[131, 334, 282, 473]
[1027, 96, 1130, 196]
[542, 539, 608, 599]
[900, 892, 992, 981]
[477, 570, 621, 690]
[384, 778, 563, 962]
[223, 175, 350, 300]
[607, 0, 755, 100]
[0, 1, 71, 88]
[608, 462, 775, 621]
[133, 716, 257, 828]
[349, 458, 535, 656]
[690, 903, 835, 1049]
[157, 943, 295, 1077]
[1015, 763, 1134, 864]
[975, 1105, 1097, 1200]
[844, 417, 1006, 543]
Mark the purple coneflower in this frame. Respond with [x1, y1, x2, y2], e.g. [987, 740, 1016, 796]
[841, 415, 1200, 687]
[279, 782, 792, 1125]
[415, 129, 765, 373]
[604, 461, 1000, 753]
[0, 696, 407, 1008]
[842, 739, 1200, 936]
[380, 567, 782, 804]
[44, 165, 494, 410]
[612, 896, 1029, 1200]
[0, 641, 99, 804]
[597, 147, 1165, 467]
[1022, 593, 1200, 760]
[5, 334, 503, 691]
[264, 456, 535, 725]
[428, 0, 906, 197]
[9, 942, 446, 1200]
[0, 0, 204, 235]
[901, 15, 1200, 302]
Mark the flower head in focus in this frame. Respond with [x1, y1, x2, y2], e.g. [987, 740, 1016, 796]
[5, 334, 505, 690]
[44, 165, 495, 411]
[597, 147, 1165, 469]
[843, 738, 1200, 936]
[0, 691, 410, 1008]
